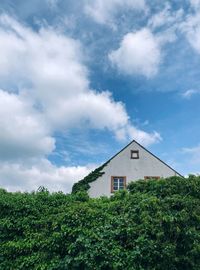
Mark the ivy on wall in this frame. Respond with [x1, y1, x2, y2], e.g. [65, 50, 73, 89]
[71, 162, 108, 193]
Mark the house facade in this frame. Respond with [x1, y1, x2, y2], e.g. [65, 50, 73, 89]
[88, 140, 182, 198]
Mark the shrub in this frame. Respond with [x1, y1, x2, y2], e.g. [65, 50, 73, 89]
[1, 176, 200, 269]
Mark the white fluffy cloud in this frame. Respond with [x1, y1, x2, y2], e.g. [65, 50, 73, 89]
[0, 159, 94, 193]
[0, 90, 54, 161]
[115, 124, 162, 146]
[109, 28, 161, 78]
[0, 15, 128, 135]
[0, 15, 161, 192]
[106, 3, 184, 79]
[84, 0, 146, 26]
[0, 14, 160, 143]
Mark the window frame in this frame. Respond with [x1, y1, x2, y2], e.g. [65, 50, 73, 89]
[111, 176, 126, 193]
[144, 176, 160, 180]
[130, 150, 139, 159]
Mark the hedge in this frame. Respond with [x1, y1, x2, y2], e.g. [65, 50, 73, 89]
[1, 175, 200, 269]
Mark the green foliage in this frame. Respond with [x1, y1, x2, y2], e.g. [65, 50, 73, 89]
[127, 175, 200, 199]
[71, 163, 108, 193]
[1, 176, 200, 269]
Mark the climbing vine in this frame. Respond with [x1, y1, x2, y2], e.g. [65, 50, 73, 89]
[71, 162, 108, 193]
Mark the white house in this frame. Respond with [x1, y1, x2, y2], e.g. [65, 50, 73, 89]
[87, 140, 182, 198]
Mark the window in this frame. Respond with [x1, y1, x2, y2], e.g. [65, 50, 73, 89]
[144, 176, 160, 180]
[131, 150, 139, 159]
[111, 176, 126, 193]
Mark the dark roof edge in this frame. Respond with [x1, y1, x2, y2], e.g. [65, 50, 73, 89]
[103, 139, 183, 178]
[133, 140, 183, 177]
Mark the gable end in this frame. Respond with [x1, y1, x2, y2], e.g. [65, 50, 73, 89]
[72, 140, 183, 194]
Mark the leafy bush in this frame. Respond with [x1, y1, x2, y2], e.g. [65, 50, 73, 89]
[1, 176, 200, 269]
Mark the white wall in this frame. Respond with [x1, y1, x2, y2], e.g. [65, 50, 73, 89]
[88, 141, 179, 198]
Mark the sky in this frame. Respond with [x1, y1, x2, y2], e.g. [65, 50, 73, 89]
[0, 0, 200, 193]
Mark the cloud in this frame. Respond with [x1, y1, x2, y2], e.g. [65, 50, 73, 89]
[148, 3, 184, 30]
[146, 2, 200, 60]
[109, 28, 161, 78]
[115, 124, 162, 146]
[49, 91, 128, 131]
[126, 126, 162, 146]
[182, 146, 200, 153]
[0, 14, 161, 192]
[181, 12, 200, 54]
[190, 0, 200, 9]
[182, 145, 200, 165]
[46, 0, 59, 9]
[182, 89, 200, 99]
[147, 2, 200, 61]
[84, 0, 147, 27]
[0, 159, 94, 193]
[0, 14, 160, 142]
[0, 89, 54, 161]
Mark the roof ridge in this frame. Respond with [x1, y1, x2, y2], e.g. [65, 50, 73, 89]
[103, 139, 182, 177]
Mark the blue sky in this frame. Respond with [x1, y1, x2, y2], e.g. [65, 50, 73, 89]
[0, 0, 200, 192]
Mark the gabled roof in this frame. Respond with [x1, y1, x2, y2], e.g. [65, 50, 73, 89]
[71, 139, 183, 193]
[106, 140, 183, 177]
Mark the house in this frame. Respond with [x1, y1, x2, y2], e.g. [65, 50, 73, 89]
[72, 140, 182, 198]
